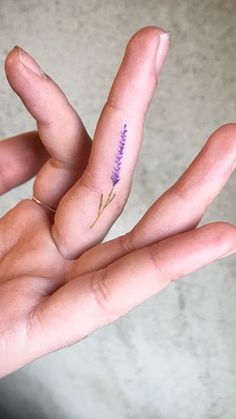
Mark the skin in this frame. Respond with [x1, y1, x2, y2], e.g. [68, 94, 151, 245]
[0, 26, 236, 378]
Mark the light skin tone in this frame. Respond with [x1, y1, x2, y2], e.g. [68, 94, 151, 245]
[0, 26, 236, 378]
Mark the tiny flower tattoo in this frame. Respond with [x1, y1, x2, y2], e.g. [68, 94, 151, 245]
[111, 123, 128, 186]
[89, 124, 128, 228]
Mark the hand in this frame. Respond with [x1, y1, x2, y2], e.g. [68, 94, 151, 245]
[1, 26, 236, 378]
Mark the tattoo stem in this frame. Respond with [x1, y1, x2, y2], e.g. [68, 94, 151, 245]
[89, 124, 127, 229]
[89, 186, 115, 228]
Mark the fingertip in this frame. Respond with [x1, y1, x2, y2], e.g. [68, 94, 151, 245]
[108, 26, 170, 114]
[4, 44, 50, 122]
[128, 25, 169, 45]
[5, 45, 45, 81]
[126, 25, 170, 81]
[4, 45, 19, 72]
[4, 45, 25, 91]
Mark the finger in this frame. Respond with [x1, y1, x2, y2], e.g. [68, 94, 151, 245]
[74, 123, 236, 275]
[5, 46, 92, 209]
[52, 26, 170, 258]
[130, 123, 236, 247]
[32, 222, 236, 353]
[0, 131, 48, 195]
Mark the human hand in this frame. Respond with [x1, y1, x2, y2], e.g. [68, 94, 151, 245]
[1, 27, 236, 378]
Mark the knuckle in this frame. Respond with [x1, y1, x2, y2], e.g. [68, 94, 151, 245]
[81, 168, 103, 196]
[16, 199, 48, 222]
[10, 199, 37, 222]
[118, 232, 134, 254]
[104, 100, 126, 115]
[169, 183, 190, 208]
[16, 198, 35, 211]
[90, 271, 118, 320]
[147, 245, 165, 279]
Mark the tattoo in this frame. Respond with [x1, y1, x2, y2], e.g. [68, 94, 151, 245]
[89, 124, 128, 228]
[111, 123, 128, 187]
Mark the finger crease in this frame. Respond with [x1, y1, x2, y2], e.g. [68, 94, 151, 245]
[90, 271, 114, 318]
[148, 245, 165, 280]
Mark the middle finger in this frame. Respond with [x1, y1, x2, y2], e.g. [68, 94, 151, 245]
[52, 26, 170, 259]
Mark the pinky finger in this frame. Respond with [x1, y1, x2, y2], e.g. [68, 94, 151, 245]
[0, 131, 48, 195]
[31, 221, 236, 354]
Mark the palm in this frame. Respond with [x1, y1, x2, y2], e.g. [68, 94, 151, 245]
[1, 27, 236, 379]
[0, 201, 63, 366]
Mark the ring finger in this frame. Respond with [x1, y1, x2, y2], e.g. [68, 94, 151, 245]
[73, 123, 236, 275]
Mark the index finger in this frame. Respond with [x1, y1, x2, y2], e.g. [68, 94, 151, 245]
[5, 46, 91, 209]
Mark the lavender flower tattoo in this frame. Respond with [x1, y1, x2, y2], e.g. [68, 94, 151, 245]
[89, 124, 128, 228]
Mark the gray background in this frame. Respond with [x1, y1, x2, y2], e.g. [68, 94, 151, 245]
[0, 0, 236, 418]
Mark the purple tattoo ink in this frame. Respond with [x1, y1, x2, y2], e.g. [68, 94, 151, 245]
[89, 124, 128, 228]
[111, 123, 128, 186]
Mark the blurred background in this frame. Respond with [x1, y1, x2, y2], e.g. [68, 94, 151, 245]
[0, 0, 236, 418]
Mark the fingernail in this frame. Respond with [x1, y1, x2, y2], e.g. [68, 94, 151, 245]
[156, 32, 170, 76]
[14, 45, 45, 78]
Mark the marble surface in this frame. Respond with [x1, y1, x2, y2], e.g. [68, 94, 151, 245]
[0, 0, 236, 418]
